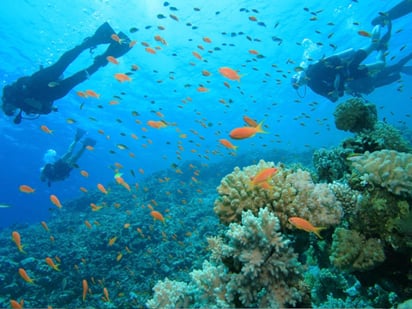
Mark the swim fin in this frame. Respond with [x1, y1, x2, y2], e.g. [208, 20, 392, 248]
[401, 66, 412, 75]
[93, 31, 132, 67]
[83, 22, 115, 48]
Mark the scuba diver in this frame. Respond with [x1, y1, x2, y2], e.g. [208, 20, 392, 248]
[291, 23, 391, 102]
[40, 128, 95, 187]
[372, 0, 412, 26]
[1, 22, 132, 124]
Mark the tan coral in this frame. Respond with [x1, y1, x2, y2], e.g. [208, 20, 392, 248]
[351, 150, 412, 197]
[214, 160, 343, 228]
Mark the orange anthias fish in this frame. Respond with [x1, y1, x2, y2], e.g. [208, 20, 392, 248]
[114, 73, 132, 82]
[10, 299, 24, 309]
[82, 279, 88, 301]
[218, 67, 242, 82]
[250, 167, 278, 186]
[85, 89, 100, 98]
[97, 183, 108, 194]
[106, 56, 119, 64]
[229, 121, 267, 140]
[219, 139, 238, 150]
[50, 194, 62, 208]
[288, 217, 326, 239]
[243, 115, 258, 127]
[45, 257, 60, 271]
[357, 30, 372, 38]
[40, 125, 53, 134]
[18, 268, 34, 284]
[19, 185, 35, 193]
[150, 210, 165, 224]
[147, 120, 167, 129]
[12, 231, 25, 253]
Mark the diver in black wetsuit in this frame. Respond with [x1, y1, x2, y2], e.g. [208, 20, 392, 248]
[40, 128, 96, 187]
[1, 22, 132, 124]
[291, 24, 391, 102]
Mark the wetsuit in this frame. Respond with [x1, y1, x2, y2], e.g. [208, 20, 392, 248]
[41, 159, 73, 187]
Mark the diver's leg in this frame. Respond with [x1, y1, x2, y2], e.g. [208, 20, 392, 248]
[68, 146, 87, 166]
[30, 22, 115, 83]
[61, 140, 78, 162]
[373, 72, 401, 88]
[372, 0, 412, 25]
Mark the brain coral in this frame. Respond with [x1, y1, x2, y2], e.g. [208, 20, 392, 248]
[214, 160, 343, 228]
[333, 98, 377, 133]
[330, 227, 385, 271]
[350, 150, 412, 197]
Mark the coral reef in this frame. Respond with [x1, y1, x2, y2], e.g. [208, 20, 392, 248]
[214, 160, 343, 228]
[333, 98, 377, 133]
[330, 227, 385, 271]
[312, 147, 351, 182]
[350, 149, 412, 197]
[147, 208, 306, 308]
[342, 121, 412, 153]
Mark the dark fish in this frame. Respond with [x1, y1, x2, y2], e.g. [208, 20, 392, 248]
[129, 27, 138, 33]
[272, 36, 283, 45]
[257, 22, 266, 27]
[145, 25, 152, 29]
[163, 1, 169, 6]
[157, 14, 166, 19]
[170, 6, 178, 11]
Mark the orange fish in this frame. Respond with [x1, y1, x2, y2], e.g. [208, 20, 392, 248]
[154, 35, 167, 45]
[50, 194, 62, 208]
[84, 220, 92, 229]
[106, 56, 119, 64]
[82, 279, 88, 301]
[80, 187, 88, 193]
[218, 67, 242, 81]
[251, 167, 278, 186]
[45, 257, 60, 271]
[201, 70, 211, 77]
[111, 33, 122, 43]
[40, 125, 53, 134]
[76, 90, 87, 98]
[108, 236, 117, 246]
[357, 30, 372, 38]
[12, 231, 25, 253]
[10, 299, 24, 309]
[147, 120, 167, 129]
[150, 210, 165, 224]
[114, 73, 132, 82]
[145, 47, 156, 54]
[80, 170, 89, 177]
[248, 49, 259, 55]
[103, 287, 110, 302]
[192, 51, 202, 60]
[18, 268, 34, 284]
[288, 217, 326, 239]
[203, 37, 212, 43]
[129, 40, 137, 48]
[85, 89, 100, 98]
[19, 185, 35, 193]
[219, 139, 238, 150]
[41, 221, 49, 232]
[97, 183, 108, 194]
[243, 115, 258, 127]
[229, 121, 267, 139]
[197, 86, 209, 92]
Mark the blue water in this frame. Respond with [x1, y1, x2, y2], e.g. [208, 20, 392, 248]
[0, 0, 411, 307]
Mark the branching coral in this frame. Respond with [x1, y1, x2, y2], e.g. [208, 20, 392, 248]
[350, 150, 412, 197]
[214, 160, 343, 228]
[330, 228, 385, 271]
[313, 147, 351, 182]
[147, 208, 305, 308]
[333, 98, 377, 133]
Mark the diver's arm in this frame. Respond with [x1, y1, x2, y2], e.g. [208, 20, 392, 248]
[372, 0, 412, 25]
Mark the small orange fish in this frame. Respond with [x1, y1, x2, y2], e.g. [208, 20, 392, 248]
[103, 287, 110, 301]
[145, 47, 156, 54]
[84, 220, 92, 229]
[85, 89, 100, 98]
[111, 33, 122, 43]
[106, 56, 119, 64]
[229, 121, 267, 139]
[129, 40, 137, 48]
[357, 30, 371, 38]
[45, 257, 60, 271]
[201, 70, 211, 77]
[147, 120, 167, 129]
[80, 170, 89, 177]
[197, 86, 209, 92]
[192, 51, 202, 60]
[76, 90, 87, 98]
[288, 217, 326, 239]
[203, 37, 212, 43]
[150, 210, 165, 224]
[97, 183, 108, 194]
[41, 221, 49, 232]
[19, 185, 35, 193]
[243, 115, 258, 127]
[82, 279, 88, 301]
[108, 236, 117, 246]
[248, 49, 259, 55]
[12, 231, 25, 253]
[50, 194, 62, 208]
[251, 167, 278, 186]
[218, 67, 242, 81]
[80, 187, 88, 193]
[10, 299, 24, 309]
[114, 73, 132, 83]
[40, 125, 53, 134]
[18, 268, 34, 284]
[219, 139, 238, 150]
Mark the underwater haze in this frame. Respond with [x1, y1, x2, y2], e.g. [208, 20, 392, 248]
[0, 0, 412, 308]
